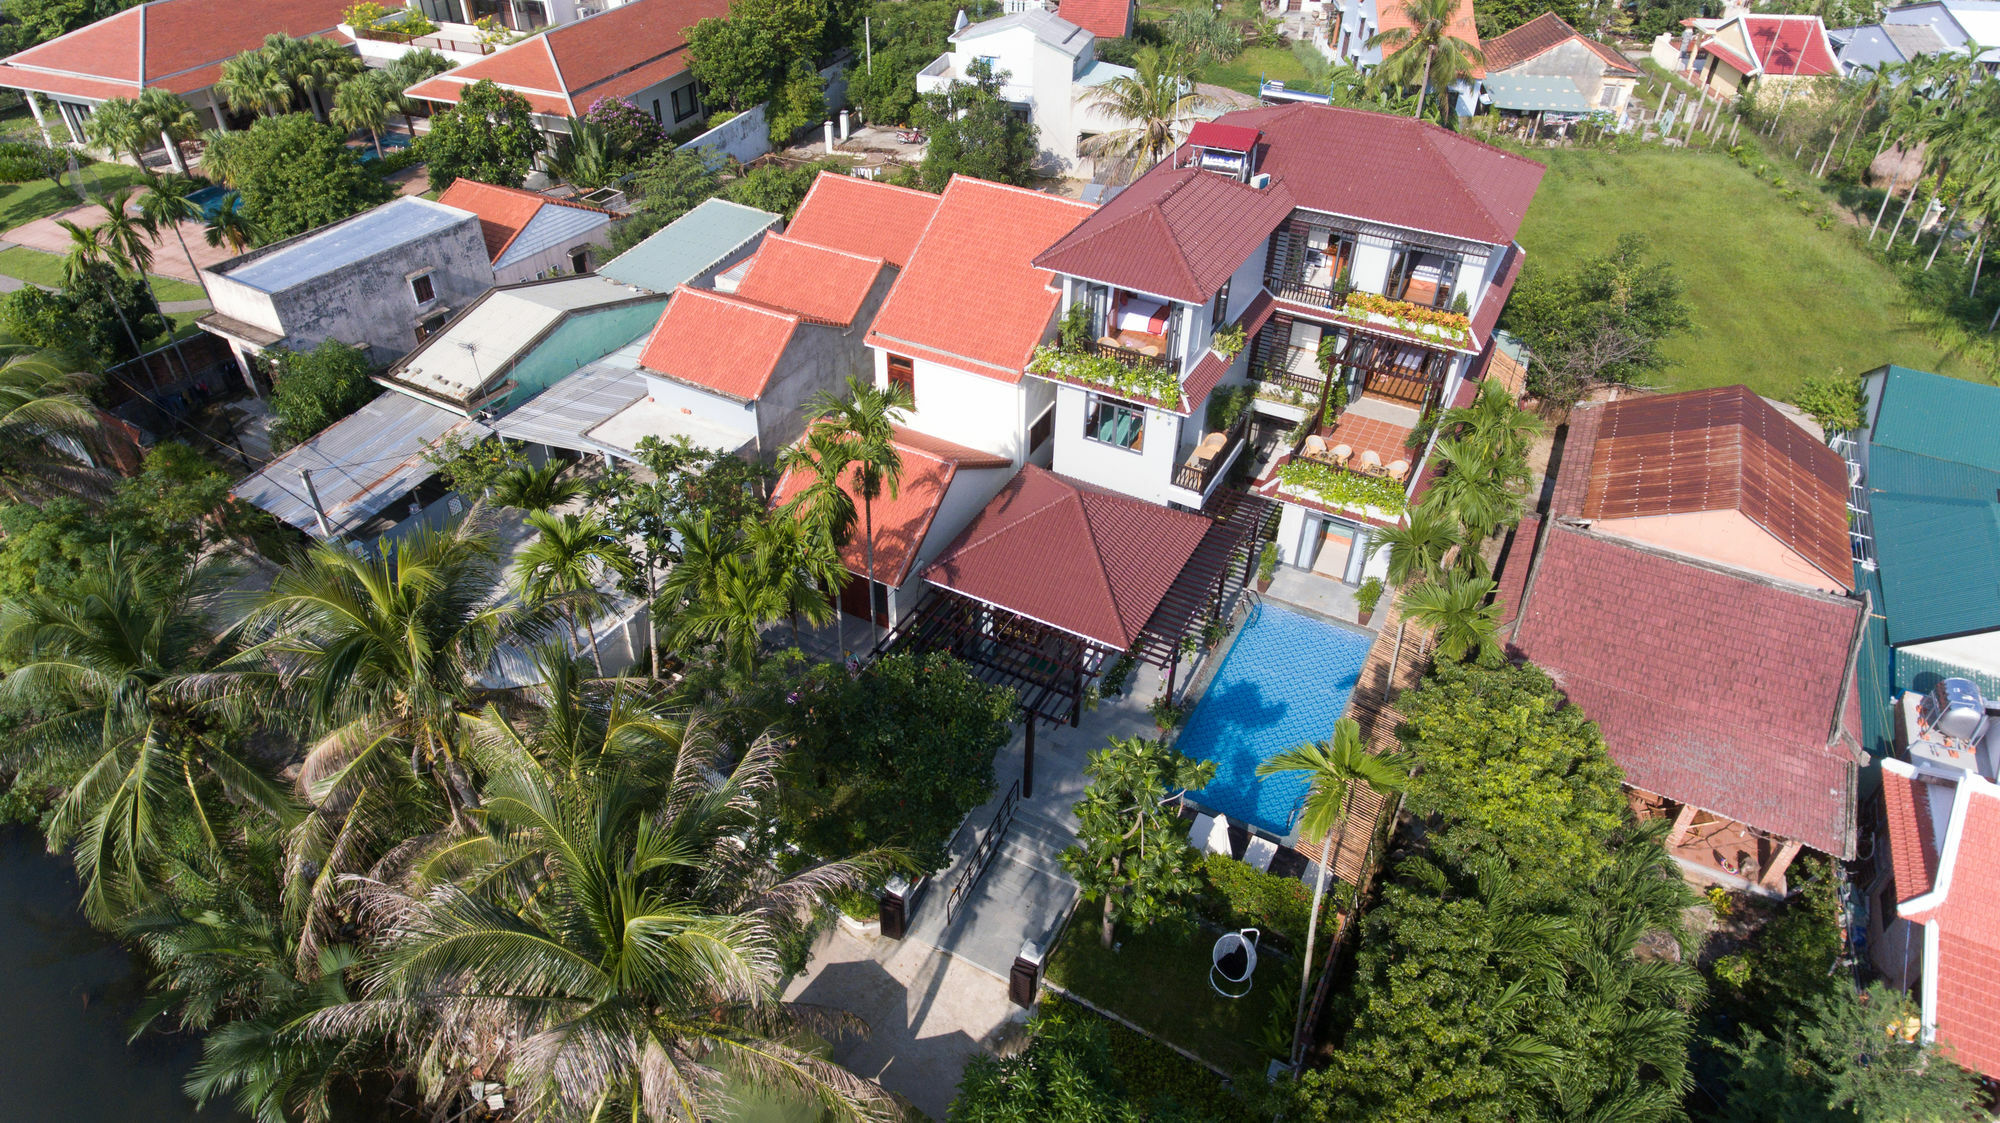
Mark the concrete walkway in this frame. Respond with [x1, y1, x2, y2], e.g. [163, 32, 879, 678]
[4, 193, 233, 283]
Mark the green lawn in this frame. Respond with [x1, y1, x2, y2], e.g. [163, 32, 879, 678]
[1515, 145, 1970, 400]
[1198, 45, 1315, 98]
[0, 162, 151, 231]
[1045, 917, 1280, 1076]
[0, 247, 207, 303]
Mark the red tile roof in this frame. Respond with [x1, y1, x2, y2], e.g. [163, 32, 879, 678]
[1565, 386, 1854, 589]
[1888, 773, 2000, 1079]
[435, 179, 618, 261]
[1698, 39, 1757, 76]
[1494, 514, 1540, 627]
[0, 0, 351, 99]
[1502, 519, 1863, 857]
[1375, 0, 1484, 77]
[1056, 0, 1133, 39]
[1736, 14, 1839, 77]
[403, 0, 728, 116]
[637, 285, 797, 401]
[731, 234, 884, 327]
[1882, 760, 1943, 906]
[1187, 121, 1261, 151]
[865, 176, 1094, 383]
[784, 173, 942, 269]
[771, 425, 1011, 587]
[921, 464, 1211, 648]
[1483, 12, 1639, 75]
[1033, 167, 1297, 303]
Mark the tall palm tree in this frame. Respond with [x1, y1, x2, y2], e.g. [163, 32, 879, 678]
[1079, 47, 1220, 181]
[1425, 436, 1525, 547]
[802, 375, 911, 648]
[0, 545, 293, 920]
[776, 425, 858, 656]
[135, 175, 212, 301]
[1369, 501, 1457, 587]
[96, 187, 195, 380]
[204, 194, 265, 255]
[1256, 718, 1408, 1068]
[1446, 377, 1542, 466]
[330, 73, 393, 159]
[514, 508, 635, 674]
[299, 38, 364, 122]
[135, 88, 199, 175]
[82, 97, 156, 170]
[1368, 0, 1484, 127]
[669, 549, 791, 675]
[490, 458, 584, 510]
[56, 216, 151, 362]
[216, 50, 293, 118]
[1401, 571, 1504, 662]
[315, 709, 895, 1122]
[0, 340, 113, 499]
[745, 509, 840, 647]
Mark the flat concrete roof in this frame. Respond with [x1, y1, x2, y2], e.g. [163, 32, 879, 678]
[219, 197, 477, 294]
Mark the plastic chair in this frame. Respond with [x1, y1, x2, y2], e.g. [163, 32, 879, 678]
[1330, 443, 1352, 463]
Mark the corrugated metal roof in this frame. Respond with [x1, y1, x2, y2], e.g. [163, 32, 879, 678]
[489, 349, 647, 456]
[495, 204, 613, 269]
[1870, 488, 2000, 645]
[233, 391, 487, 538]
[1484, 74, 1594, 112]
[1871, 365, 2000, 474]
[598, 198, 781, 293]
[220, 198, 479, 294]
[385, 275, 656, 405]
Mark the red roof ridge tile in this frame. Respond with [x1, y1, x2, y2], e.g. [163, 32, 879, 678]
[889, 424, 1014, 469]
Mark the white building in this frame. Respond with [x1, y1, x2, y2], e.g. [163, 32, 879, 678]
[915, 8, 1136, 176]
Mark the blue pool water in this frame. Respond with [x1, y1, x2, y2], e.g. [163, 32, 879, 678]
[187, 185, 238, 220]
[1177, 603, 1373, 836]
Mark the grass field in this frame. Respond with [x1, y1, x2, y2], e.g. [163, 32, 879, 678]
[0, 162, 151, 231]
[1197, 45, 1315, 97]
[1514, 144, 1972, 401]
[0, 246, 207, 302]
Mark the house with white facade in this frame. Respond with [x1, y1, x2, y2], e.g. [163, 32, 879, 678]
[1026, 103, 1543, 586]
[915, 8, 1136, 176]
[1282, 0, 1483, 115]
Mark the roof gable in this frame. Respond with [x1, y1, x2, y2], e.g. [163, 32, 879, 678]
[1056, 0, 1133, 39]
[402, 0, 727, 112]
[864, 175, 1094, 381]
[1484, 12, 1639, 74]
[1571, 385, 1853, 588]
[637, 286, 798, 400]
[952, 8, 1092, 53]
[0, 0, 351, 96]
[1032, 167, 1296, 302]
[784, 173, 942, 269]
[1726, 14, 1841, 75]
[920, 464, 1209, 648]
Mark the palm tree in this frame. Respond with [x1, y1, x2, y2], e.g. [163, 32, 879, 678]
[1400, 571, 1505, 662]
[299, 38, 364, 122]
[514, 508, 635, 674]
[330, 73, 392, 159]
[1256, 718, 1407, 1068]
[670, 549, 791, 675]
[204, 194, 265, 254]
[1367, 0, 1485, 127]
[776, 425, 858, 656]
[135, 88, 199, 175]
[316, 708, 894, 1122]
[802, 375, 912, 648]
[216, 50, 293, 118]
[547, 115, 621, 189]
[0, 545, 294, 920]
[1369, 502, 1457, 587]
[1445, 377, 1542, 465]
[135, 175, 212, 301]
[1425, 436, 1525, 546]
[0, 340, 114, 499]
[97, 187, 196, 380]
[81, 97, 156, 169]
[56, 216, 151, 362]
[489, 458, 583, 510]
[745, 509, 840, 647]
[1079, 48, 1220, 181]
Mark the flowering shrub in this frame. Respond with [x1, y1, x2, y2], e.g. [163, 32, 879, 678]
[1341, 291, 1471, 341]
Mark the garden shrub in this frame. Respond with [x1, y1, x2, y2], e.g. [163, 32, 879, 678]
[1037, 995, 1262, 1123]
[1193, 851, 1343, 956]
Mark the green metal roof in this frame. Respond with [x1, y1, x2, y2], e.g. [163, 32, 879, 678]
[1869, 489, 2000, 645]
[1484, 74, 1594, 112]
[597, 198, 781, 294]
[1869, 364, 2000, 473]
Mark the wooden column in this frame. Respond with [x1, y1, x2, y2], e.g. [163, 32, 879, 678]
[1760, 839, 1803, 890]
[1666, 802, 1699, 846]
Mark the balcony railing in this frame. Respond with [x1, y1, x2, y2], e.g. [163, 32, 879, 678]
[1091, 338, 1169, 370]
[1172, 413, 1249, 495]
[1268, 274, 1353, 310]
[1251, 355, 1323, 402]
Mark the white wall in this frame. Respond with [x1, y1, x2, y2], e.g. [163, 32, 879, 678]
[1049, 381, 1181, 504]
[639, 371, 759, 441]
[875, 349, 1030, 462]
[1902, 633, 2000, 682]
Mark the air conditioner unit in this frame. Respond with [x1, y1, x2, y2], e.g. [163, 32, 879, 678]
[1250, 172, 1272, 189]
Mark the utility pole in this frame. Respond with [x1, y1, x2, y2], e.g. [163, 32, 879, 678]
[299, 468, 333, 539]
[865, 15, 872, 75]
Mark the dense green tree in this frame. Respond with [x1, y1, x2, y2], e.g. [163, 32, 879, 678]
[686, 0, 836, 114]
[1502, 232, 1694, 407]
[200, 113, 390, 239]
[723, 158, 847, 218]
[265, 339, 377, 449]
[1395, 659, 1628, 896]
[1060, 736, 1216, 948]
[1472, 0, 1587, 38]
[0, 262, 167, 366]
[954, 1005, 1143, 1122]
[782, 651, 1012, 872]
[913, 59, 1040, 191]
[607, 147, 726, 253]
[845, 0, 997, 125]
[420, 79, 545, 189]
[1793, 367, 1866, 438]
[764, 60, 827, 145]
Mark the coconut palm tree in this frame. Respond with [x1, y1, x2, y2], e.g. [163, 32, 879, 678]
[1445, 377, 1542, 466]
[135, 175, 212, 301]
[1256, 718, 1407, 1068]
[216, 49, 294, 118]
[56, 216, 152, 362]
[299, 38, 364, 122]
[489, 458, 584, 510]
[330, 72, 393, 159]
[135, 88, 199, 174]
[314, 707, 894, 1122]
[1369, 501, 1457, 587]
[0, 545, 294, 920]
[204, 194, 265, 254]
[0, 340, 114, 499]
[669, 549, 791, 676]
[1367, 0, 1484, 127]
[1401, 571, 1505, 662]
[97, 187, 196, 379]
[1079, 47, 1220, 181]
[801, 375, 911, 648]
[514, 508, 635, 674]
[81, 97, 156, 169]
[776, 425, 858, 655]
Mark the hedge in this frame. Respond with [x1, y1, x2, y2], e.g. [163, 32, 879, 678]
[1040, 995, 1261, 1123]
[1192, 851, 1347, 957]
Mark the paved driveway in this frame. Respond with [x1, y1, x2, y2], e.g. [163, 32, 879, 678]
[5, 193, 232, 283]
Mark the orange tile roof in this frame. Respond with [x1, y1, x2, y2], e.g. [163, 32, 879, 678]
[770, 425, 1011, 586]
[864, 176, 1094, 383]
[784, 173, 942, 269]
[1881, 760, 1943, 906]
[637, 286, 798, 401]
[399, 0, 729, 116]
[1483, 11, 1639, 75]
[1056, 0, 1133, 39]
[435, 179, 619, 261]
[0, 0, 350, 99]
[1375, 0, 1485, 78]
[731, 234, 884, 327]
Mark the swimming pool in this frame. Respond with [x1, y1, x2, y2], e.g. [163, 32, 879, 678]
[1176, 602, 1373, 837]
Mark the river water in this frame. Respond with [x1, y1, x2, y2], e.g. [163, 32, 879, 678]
[0, 827, 244, 1122]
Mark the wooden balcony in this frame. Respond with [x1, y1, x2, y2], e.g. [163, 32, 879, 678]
[1173, 413, 1248, 496]
[1091, 337, 1169, 370]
